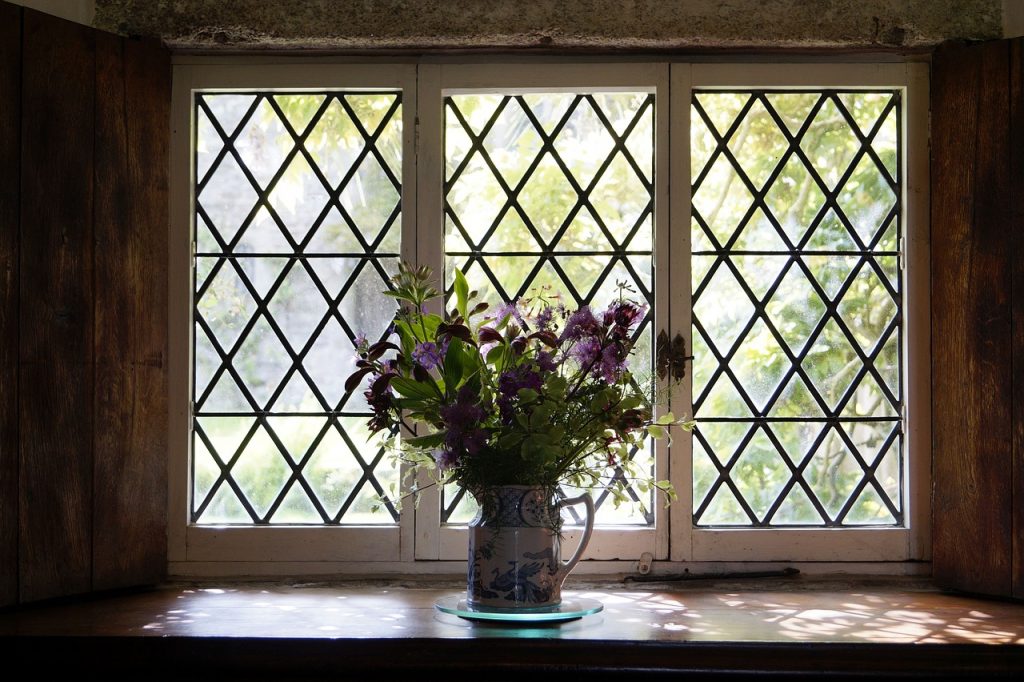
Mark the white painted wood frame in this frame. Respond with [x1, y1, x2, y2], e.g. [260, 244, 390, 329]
[679, 63, 931, 562]
[167, 57, 930, 576]
[419, 62, 672, 563]
[168, 63, 419, 567]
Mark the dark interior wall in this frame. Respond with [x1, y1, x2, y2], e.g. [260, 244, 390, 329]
[931, 38, 1024, 599]
[1, 3, 1023, 606]
[0, 1, 21, 608]
[0, 4, 169, 606]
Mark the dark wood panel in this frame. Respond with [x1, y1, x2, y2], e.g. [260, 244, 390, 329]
[4, 586, 1024, 677]
[0, 2, 22, 608]
[92, 34, 169, 591]
[1013, 37, 1024, 600]
[931, 40, 1014, 596]
[18, 9, 95, 602]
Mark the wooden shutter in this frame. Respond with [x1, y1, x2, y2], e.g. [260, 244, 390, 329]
[931, 38, 1024, 599]
[0, 3, 169, 606]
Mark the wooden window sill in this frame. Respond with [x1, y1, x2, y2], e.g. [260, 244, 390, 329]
[1, 579, 1022, 678]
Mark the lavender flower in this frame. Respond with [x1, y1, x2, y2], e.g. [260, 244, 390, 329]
[413, 341, 445, 369]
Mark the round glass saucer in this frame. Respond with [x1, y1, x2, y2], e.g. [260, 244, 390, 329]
[434, 595, 603, 623]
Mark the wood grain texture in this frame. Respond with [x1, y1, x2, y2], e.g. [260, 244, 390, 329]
[0, 2, 22, 608]
[931, 40, 1014, 596]
[92, 33, 169, 591]
[18, 9, 95, 602]
[1013, 37, 1024, 600]
[2, 585, 1024, 677]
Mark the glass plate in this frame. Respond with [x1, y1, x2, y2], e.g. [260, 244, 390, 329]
[434, 595, 603, 623]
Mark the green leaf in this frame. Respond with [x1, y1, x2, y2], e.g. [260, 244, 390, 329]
[485, 345, 506, 366]
[391, 376, 437, 400]
[405, 431, 447, 448]
[545, 375, 568, 398]
[647, 424, 666, 439]
[444, 338, 465, 389]
[453, 268, 470, 319]
[619, 395, 642, 411]
[656, 412, 676, 425]
[517, 387, 538, 402]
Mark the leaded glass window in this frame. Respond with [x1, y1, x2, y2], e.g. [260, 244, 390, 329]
[442, 91, 656, 526]
[690, 90, 903, 527]
[191, 91, 403, 524]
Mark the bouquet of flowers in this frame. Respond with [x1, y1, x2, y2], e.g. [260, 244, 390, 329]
[346, 262, 687, 509]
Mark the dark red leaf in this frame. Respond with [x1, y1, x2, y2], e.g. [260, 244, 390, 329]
[478, 326, 503, 344]
[345, 367, 374, 393]
[371, 372, 396, 393]
[413, 364, 431, 383]
[529, 331, 559, 348]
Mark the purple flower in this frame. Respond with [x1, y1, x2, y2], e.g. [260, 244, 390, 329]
[494, 300, 528, 330]
[413, 341, 445, 369]
[462, 428, 489, 455]
[603, 301, 646, 341]
[535, 305, 555, 331]
[569, 336, 602, 368]
[498, 366, 543, 398]
[440, 386, 488, 454]
[570, 336, 628, 382]
[497, 366, 544, 422]
[353, 332, 369, 352]
[597, 343, 628, 382]
[434, 448, 459, 473]
[536, 350, 557, 373]
[561, 306, 599, 342]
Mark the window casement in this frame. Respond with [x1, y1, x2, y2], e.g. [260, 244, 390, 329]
[168, 60, 929, 575]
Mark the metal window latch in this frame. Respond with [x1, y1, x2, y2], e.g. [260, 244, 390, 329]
[656, 330, 693, 381]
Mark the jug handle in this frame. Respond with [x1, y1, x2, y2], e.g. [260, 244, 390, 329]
[555, 492, 595, 581]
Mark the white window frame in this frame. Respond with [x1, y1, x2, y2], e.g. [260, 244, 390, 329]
[167, 57, 930, 578]
[675, 63, 931, 563]
[416, 62, 671, 562]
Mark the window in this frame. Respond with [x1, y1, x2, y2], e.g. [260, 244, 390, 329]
[168, 61, 929, 574]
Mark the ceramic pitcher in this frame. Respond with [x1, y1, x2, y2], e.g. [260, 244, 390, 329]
[467, 485, 595, 609]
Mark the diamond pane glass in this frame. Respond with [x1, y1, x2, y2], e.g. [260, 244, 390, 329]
[192, 91, 403, 525]
[444, 91, 656, 526]
[691, 90, 902, 528]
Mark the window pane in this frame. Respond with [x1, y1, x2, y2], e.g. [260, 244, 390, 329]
[443, 91, 656, 526]
[691, 90, 902, 528]
[192, 92, 402, 525]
